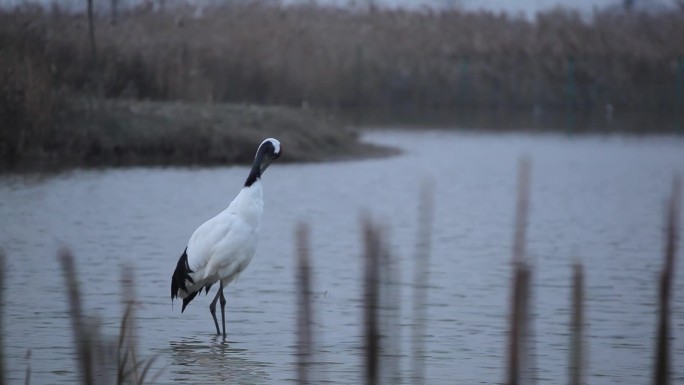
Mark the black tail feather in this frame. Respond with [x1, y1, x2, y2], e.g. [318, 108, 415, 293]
[171, 248, 197, 311]
[182, 291, 199, 313]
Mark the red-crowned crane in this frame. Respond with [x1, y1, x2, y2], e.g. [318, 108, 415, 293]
[171, 138, 281, 338]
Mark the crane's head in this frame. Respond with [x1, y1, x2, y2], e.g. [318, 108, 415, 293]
[245, 138, 282, 187]
[256, 138, 281, 174]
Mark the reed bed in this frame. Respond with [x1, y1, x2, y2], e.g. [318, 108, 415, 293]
[3, 3, 682, 110]
[1, 2, 683, 152]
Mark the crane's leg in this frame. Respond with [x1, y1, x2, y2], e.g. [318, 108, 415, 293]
[209, 287, 222, 335]
[219, 282, 227, 338]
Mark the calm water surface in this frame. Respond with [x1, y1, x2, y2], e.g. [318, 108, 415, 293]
[1, 130, 684, 384]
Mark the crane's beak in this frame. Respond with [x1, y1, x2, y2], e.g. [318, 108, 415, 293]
[259, 150, 280, 174]
[245, 140, 281, 187]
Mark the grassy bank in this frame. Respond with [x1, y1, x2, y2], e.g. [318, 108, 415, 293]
[1, 98, 394, 170]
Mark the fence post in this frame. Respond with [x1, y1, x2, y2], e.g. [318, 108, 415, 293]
[566, 56, 576, 135]
[676, 56, 683, 135]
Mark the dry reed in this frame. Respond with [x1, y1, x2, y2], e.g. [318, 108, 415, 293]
[0, 250, 5, 385]
[506, 158, 535, 385]
[59, 249, 96, 385]
[23, 350, 30, 385]
[411, 182, 434, 385]
[359, 217, 402, 383]
[295, 223, 314, 385]
[362, 219, 382, 385]
[58, 249, 159, 385]
[653, 177, 681, 385]
[569, 262, 584, 385]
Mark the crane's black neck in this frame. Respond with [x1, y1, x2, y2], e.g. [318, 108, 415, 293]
[244, 140, 277, 187]
[245, 146, 266, 187]
[245, 164, 261, 187]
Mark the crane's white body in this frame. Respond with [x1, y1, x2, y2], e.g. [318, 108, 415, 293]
[180, 180, 263, 299]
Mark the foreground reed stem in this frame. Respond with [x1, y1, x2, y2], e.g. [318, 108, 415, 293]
[654, 177, 680, 385]
[362, 220, 382, 385]
[570, 263, 584, 385]
[412, 182, 434, 385]
[507, 158, 534, 385]
[295, 224, 313, 385]
[0, 250, 5, 385]
[59, 249, 95, 385]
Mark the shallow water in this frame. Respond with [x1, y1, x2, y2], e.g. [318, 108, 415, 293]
[1, 130, 684, 384]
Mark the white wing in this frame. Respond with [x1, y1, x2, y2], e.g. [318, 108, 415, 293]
[186, 212, 260, 290]
[185, 211, 236, 290]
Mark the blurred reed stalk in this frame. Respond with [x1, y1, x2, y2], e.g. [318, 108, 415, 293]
[59, 249, 96, 385]
[411, 182, 434, 385]
[24, 350, 31, 385]
[506, 158, 535, 385]
[0, 249, 5, 385]
[295, 223, 314, 385]
[358, 218, 402, 385]
[569, 263, 584, 385]
[512, 158, 530, 266]
[508, 263, 533, 385]
[653, 177, 681, 385]
[59, 249, 158, 385]
[362, 219, 382, 385]
[379, 223, 402, 384]
[118, 264, 159, 385]
[295, 189, 425, 385]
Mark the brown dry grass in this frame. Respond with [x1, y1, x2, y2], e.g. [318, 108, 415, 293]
[6, 4, 680, 108]
[1, 3, 683, 166]
[3, 4, 683, 110]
